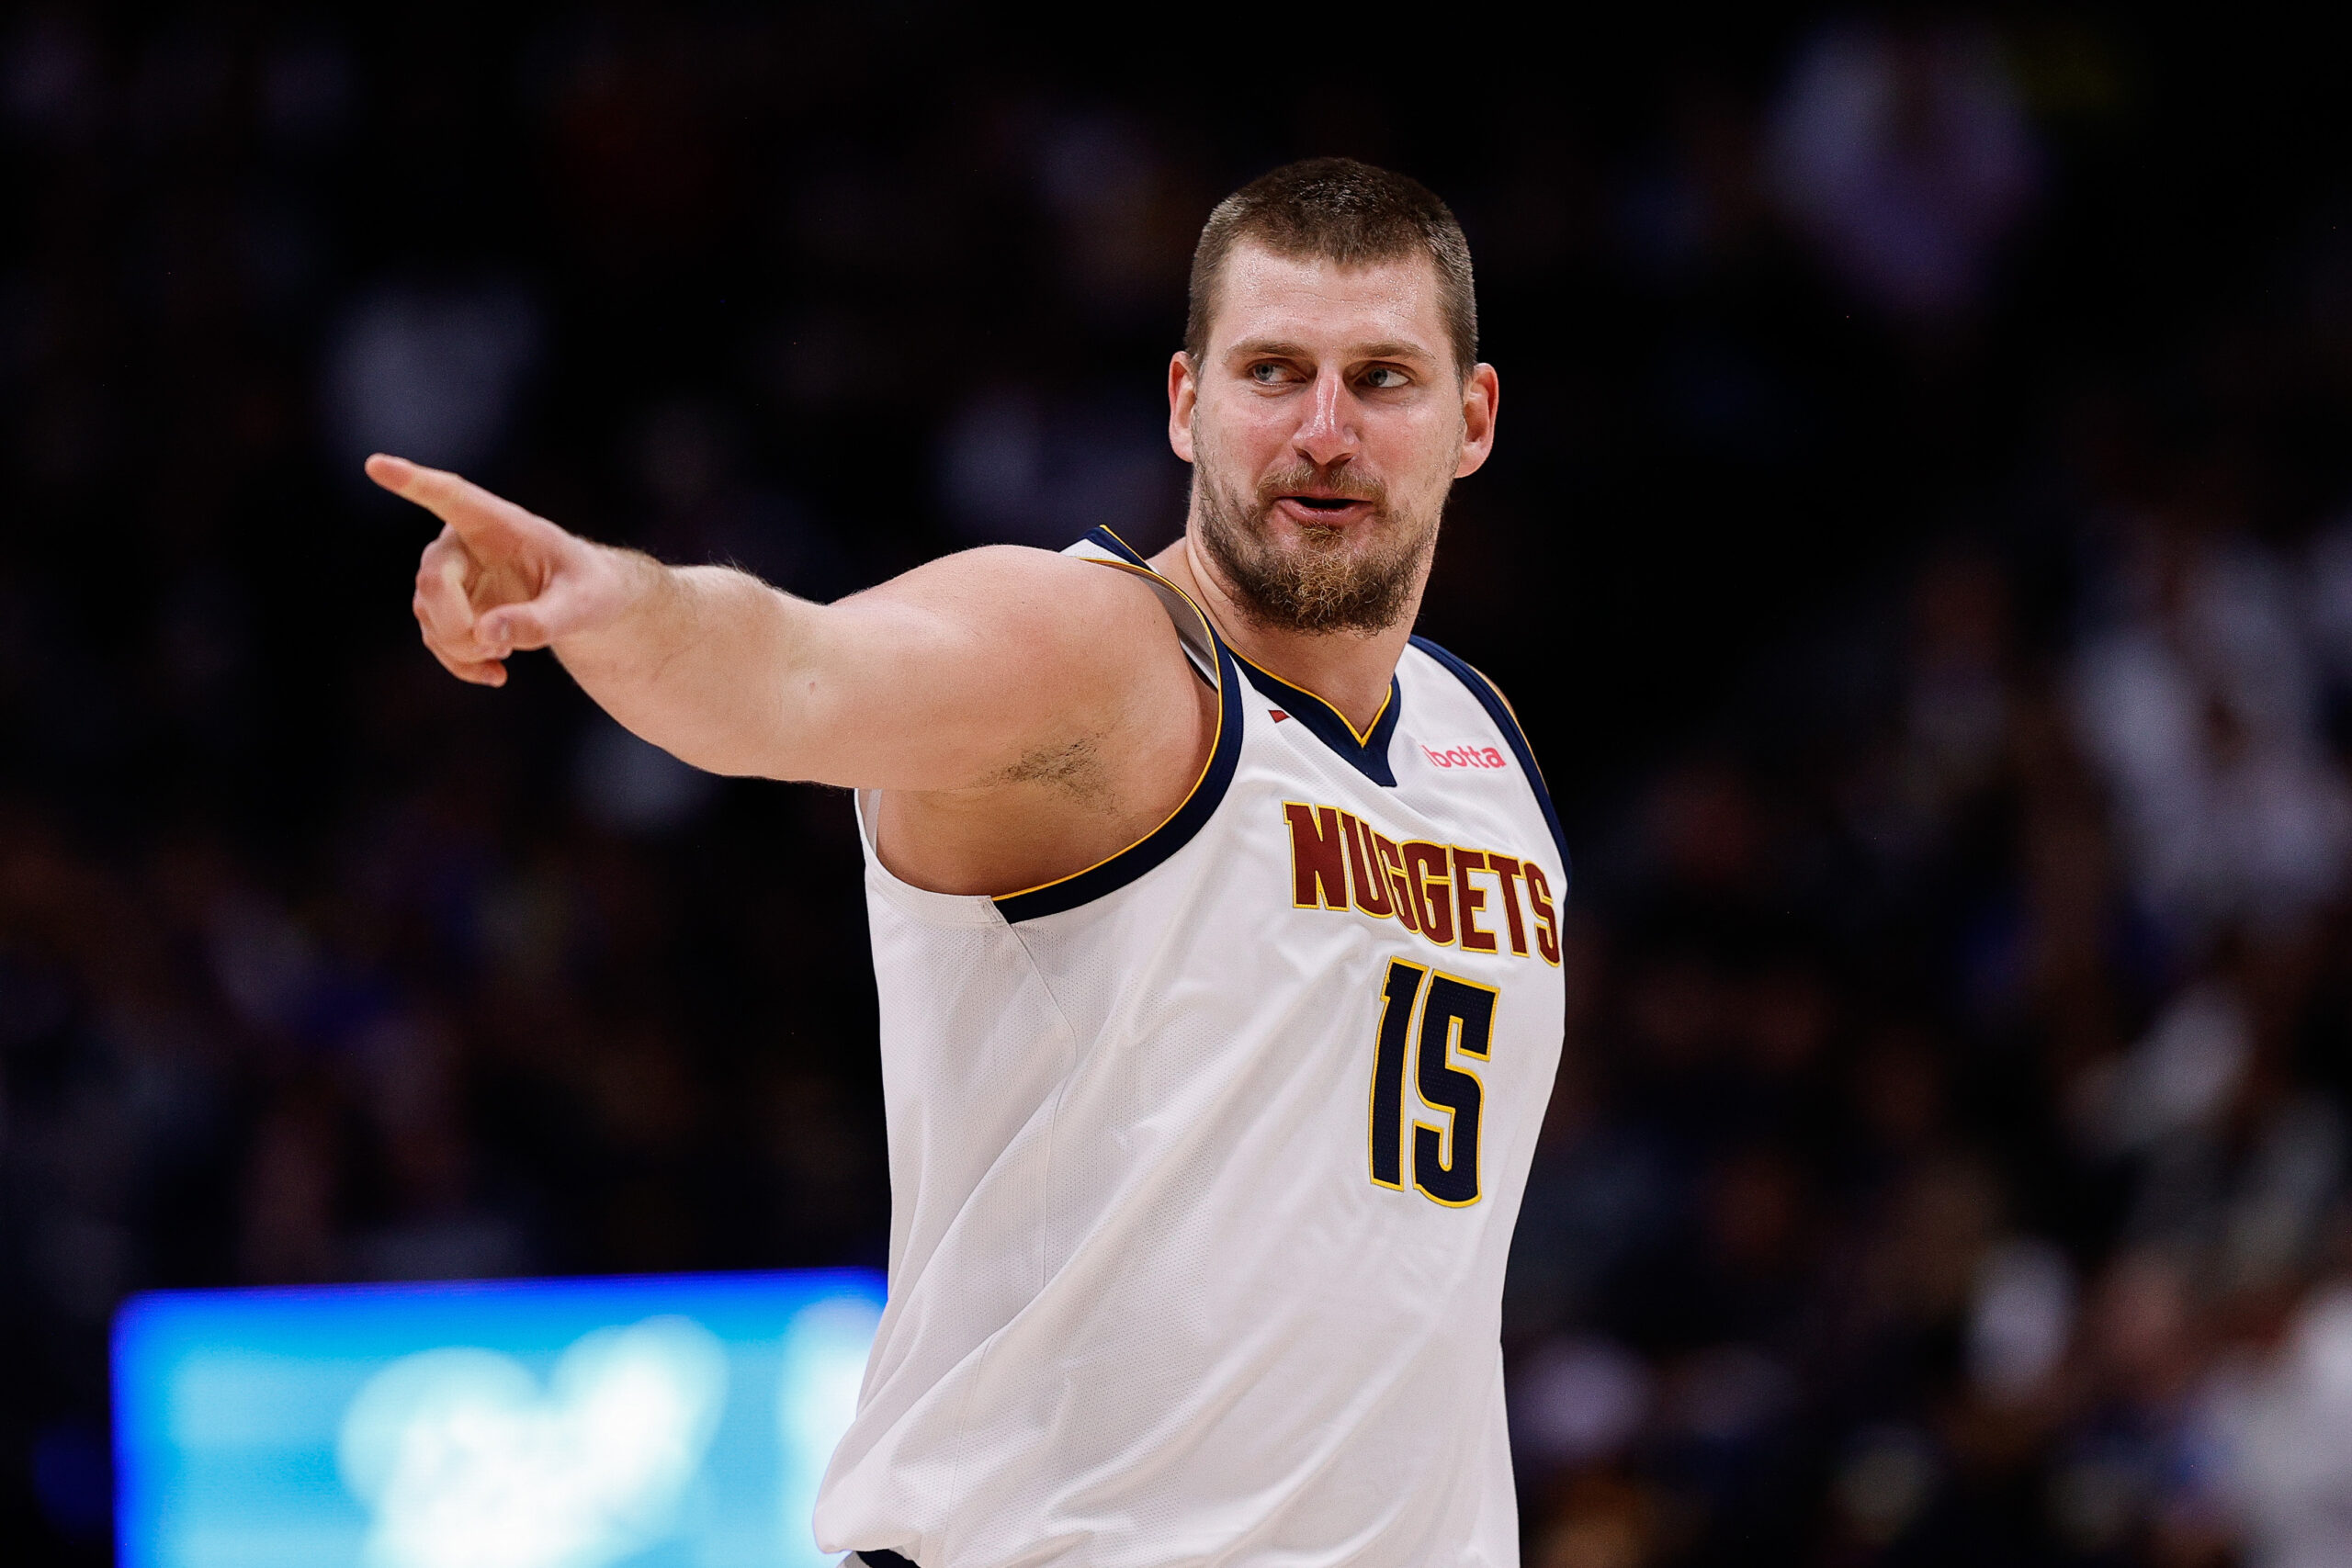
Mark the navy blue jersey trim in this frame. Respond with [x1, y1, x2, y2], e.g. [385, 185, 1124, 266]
[1082, 525, 1149, 566]
[993, 582, 1243, 924]
[1237, 655, 1402, 786]
[1409, 636, 1571, 886]
[856, 1552, 920, 1568]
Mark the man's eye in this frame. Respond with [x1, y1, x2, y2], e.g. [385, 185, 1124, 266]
[1249, 363, 1285, 383]
[1363, 367, 1408, 389]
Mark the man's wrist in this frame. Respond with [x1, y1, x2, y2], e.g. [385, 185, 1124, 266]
[548, 545, 666, 676]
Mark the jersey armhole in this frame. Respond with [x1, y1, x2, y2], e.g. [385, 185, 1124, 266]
[983, 534, 1244, 923]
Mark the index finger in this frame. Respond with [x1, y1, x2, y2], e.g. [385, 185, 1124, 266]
[365, 454, 548, 556]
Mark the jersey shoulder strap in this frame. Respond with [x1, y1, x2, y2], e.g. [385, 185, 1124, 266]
[1409, 635, 1572, 887]
[1063, 527, 1217, 682]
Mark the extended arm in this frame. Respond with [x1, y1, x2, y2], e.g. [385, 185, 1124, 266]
[381, 455, 1191, 795]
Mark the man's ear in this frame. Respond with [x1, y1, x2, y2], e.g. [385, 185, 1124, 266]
[1454, 363, 1498, 479]
[1168, 352, 1198, 464]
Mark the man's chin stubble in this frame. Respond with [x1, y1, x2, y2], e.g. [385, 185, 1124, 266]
[1194, 483, 1433, 637]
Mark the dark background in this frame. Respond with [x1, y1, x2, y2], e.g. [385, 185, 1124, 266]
[8, 6, 2352, 1563]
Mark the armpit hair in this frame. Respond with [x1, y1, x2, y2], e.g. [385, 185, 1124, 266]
[991, 734, 1114, 803]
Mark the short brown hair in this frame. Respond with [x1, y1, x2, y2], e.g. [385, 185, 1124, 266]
[1185, 157, 1477, 379]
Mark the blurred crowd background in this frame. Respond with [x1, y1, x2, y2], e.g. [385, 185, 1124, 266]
[6, 6, 2352, 1564]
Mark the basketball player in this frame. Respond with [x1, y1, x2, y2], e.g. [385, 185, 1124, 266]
[382, 159, 1566, 1567]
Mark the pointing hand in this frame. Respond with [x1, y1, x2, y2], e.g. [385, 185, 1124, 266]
[370, 455, 630, 687]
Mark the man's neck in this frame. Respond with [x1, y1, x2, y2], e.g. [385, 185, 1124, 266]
[1148, 532, 1422, 736]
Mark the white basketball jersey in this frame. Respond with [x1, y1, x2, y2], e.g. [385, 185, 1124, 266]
[816, 530, 1569, 1568]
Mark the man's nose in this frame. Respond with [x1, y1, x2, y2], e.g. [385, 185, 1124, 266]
[1294, 368, 1357, 468]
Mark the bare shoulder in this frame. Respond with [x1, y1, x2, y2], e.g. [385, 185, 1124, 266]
[799, 544, 1201, 803]
[831, 543, 1197, 711]
[842, 544, 1181, 650]
[850, 544, 1215, 893]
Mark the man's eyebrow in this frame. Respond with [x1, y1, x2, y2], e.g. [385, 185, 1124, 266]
[1226, 337, 1438, 363]
[1227, 338, 1314, 361]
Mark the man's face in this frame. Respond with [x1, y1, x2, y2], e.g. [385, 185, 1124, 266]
[1169, 242, 1498, 636]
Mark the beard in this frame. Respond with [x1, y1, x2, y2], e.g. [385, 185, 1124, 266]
[1192, 455, 1443, 636]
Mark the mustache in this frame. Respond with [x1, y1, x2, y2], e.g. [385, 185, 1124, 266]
[1252, 463, 1388, 511]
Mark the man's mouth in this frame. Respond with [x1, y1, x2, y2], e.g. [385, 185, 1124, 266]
[1272, 493, 1376, 526]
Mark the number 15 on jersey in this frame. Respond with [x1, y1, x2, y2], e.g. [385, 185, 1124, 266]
[1368, 959, 1497, 1207]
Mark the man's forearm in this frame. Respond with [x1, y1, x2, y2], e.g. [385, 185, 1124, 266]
[551, 549, 810, 778]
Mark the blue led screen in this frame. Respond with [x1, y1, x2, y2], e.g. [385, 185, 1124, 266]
[113, 1269, 886, 1568]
